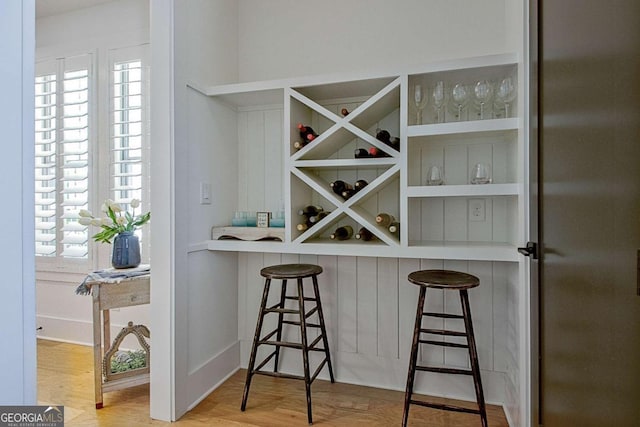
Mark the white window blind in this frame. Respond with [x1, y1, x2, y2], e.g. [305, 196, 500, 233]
[35, 56, 91, 260]
[112, 60, 143, 210]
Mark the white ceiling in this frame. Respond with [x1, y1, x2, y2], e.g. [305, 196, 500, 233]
[36, 0, 115, 19]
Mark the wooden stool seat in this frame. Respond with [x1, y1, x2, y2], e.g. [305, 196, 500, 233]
[403, 269, 487, 427]
[261, 263, 323, 280]
[242, 263, 334, 425]
[408, 269, 479, 289]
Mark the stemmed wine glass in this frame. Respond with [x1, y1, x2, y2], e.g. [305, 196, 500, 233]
[431, 81, 445, 123]
[474, 80, 493, 120]
[450, 83, 470, 121]
[413, 83, 429, 125]
[495, 76, 516, 118]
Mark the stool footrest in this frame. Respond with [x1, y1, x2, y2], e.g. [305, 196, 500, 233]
[259, 340, 303, 349]
[409, 399, 481, 415]
[416, 365, 473, 376]
[305, 306, 318, 318]
[421, 328, 466, 337]
[285, 296, 317, 302]
[423, 312, 464, 319]
[282, 320, 321, 328]
[420, 339, 468, 349]
[265, 307, 299, 314]
[254, 370, 306, 381]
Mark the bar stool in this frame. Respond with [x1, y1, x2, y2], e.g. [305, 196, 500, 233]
[402, 269, 487, 427]
[241, 263, 335, 425]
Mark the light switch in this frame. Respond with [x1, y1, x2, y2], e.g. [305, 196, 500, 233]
[200, 182, 211, 205]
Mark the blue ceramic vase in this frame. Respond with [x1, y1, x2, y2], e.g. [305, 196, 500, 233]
[111, 231, 141, 269]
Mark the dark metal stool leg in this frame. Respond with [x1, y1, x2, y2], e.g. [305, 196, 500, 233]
[241, 278, 272, 411]
[273, 279, 288, 373]
[297, 278, 313, 425]
[311, 274, 335, 383]
[460, 289, 488, 427]
[402, 285, 427, 427]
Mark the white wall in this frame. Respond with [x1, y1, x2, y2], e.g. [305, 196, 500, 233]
[167, 0, 240, 420]
[35, 0, 151, 346]
[237, 0, 508, 82]
[0, 0, 36, 404]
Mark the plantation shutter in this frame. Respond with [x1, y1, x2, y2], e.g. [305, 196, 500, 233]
[35, 54, 92, 260]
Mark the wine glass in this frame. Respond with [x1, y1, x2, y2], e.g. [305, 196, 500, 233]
[413, 83, 428, 125]
[450, 83, 470, 121]
[431, 81, 446, 123]
[495, 76, 516, 118]
[470, 163, 492, 184]
[426, 165, 444, 185]
[474, 80, 493, 120]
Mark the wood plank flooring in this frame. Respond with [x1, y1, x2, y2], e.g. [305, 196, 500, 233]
[37, 340, 509, 426]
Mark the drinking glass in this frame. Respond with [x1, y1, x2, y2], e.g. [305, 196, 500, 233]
[470, 163, 492, 184]
[425, 165, 444, 185]
[413, 83, 428, 124]
[231, 211, 247, 226]
[450, 83, 470, 121]
[474, 80, 494, 120]
[495, 76, 516, 118]
[431, 81, 446, 123]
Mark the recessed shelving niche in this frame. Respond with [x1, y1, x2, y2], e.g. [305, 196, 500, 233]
[200, 53, 522, 261]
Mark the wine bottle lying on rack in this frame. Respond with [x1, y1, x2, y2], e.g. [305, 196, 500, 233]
[330, 225, 353, 240]
[355, 227, 375, 241]
[375, 213, 396, 227]
[297, 123, 318, 142]
[341, 108, 349, 116]
[354, 179, 368, 192]
[309, 211, 330, 223]
[368, 147, 390, 158]
[293, 140, 308, 150]
[354, 148, 370, 158]
[341, 188, 356, 200]
[298, 205, 323, 216]
[330, 180, 353, 196]
[376, 129, 400, 151]
[388, 222, 400, 235]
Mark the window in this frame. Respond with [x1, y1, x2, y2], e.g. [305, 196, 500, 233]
[35, 46, 149, 275]
[35, 55, 91, 264]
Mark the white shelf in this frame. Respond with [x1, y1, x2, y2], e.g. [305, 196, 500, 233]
[204, 239, 518, 262]
[407, 183, 520, 198]
[407, 118, 519, 137]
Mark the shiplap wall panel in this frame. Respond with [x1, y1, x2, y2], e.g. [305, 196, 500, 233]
[337, 256, 358, 354]
[377, 257, 399, 359]
[356, 257, 378, 355]
[264, 109, 283, 212]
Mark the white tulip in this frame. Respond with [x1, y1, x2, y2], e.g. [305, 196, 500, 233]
[110, 203, 123, 213]
[116, 216, 126, 225]
[101, 218, 112, 226]
[101, 199, 114, 213]
[78, 209, 93, 218]
[130, 199, 140, 209]
[90, 219, 102, 227]
[78, 217, 92, 226]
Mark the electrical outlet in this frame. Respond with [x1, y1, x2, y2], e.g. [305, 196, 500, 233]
[469, 199, 486, 222]
[200, 182, 211, 205]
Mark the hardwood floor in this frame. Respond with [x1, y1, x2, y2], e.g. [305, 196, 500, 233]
[37, 340, 509, 426]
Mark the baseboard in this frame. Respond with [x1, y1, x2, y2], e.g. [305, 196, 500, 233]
[184, 340, 240, 414]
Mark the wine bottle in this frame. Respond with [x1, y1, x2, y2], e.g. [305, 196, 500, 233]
[388, 222, 400, 234]
[368, 147, 390, 158]
[297, 123, 318, 142]
[330, 180, 353, 196]
[298, 205, 323, 217]
[330, 225, 353, 240]
[355, 227, 375, 241]
[376, 129, 400, 151]
[293, 140, 307, 150]
[354, 148, 370, 158]
[341, 108, 350, 116]
[354, 179, 368, 192]
[341, 188, 356, 200]
[297, 222, 309, 232]
[309, 211, 329, 223]
[375, 213, 396, 227]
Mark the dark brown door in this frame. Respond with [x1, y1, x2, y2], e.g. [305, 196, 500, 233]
[536, 0, 640, 425]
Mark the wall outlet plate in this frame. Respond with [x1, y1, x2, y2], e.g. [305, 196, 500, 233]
[469, 198, 486, 222]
